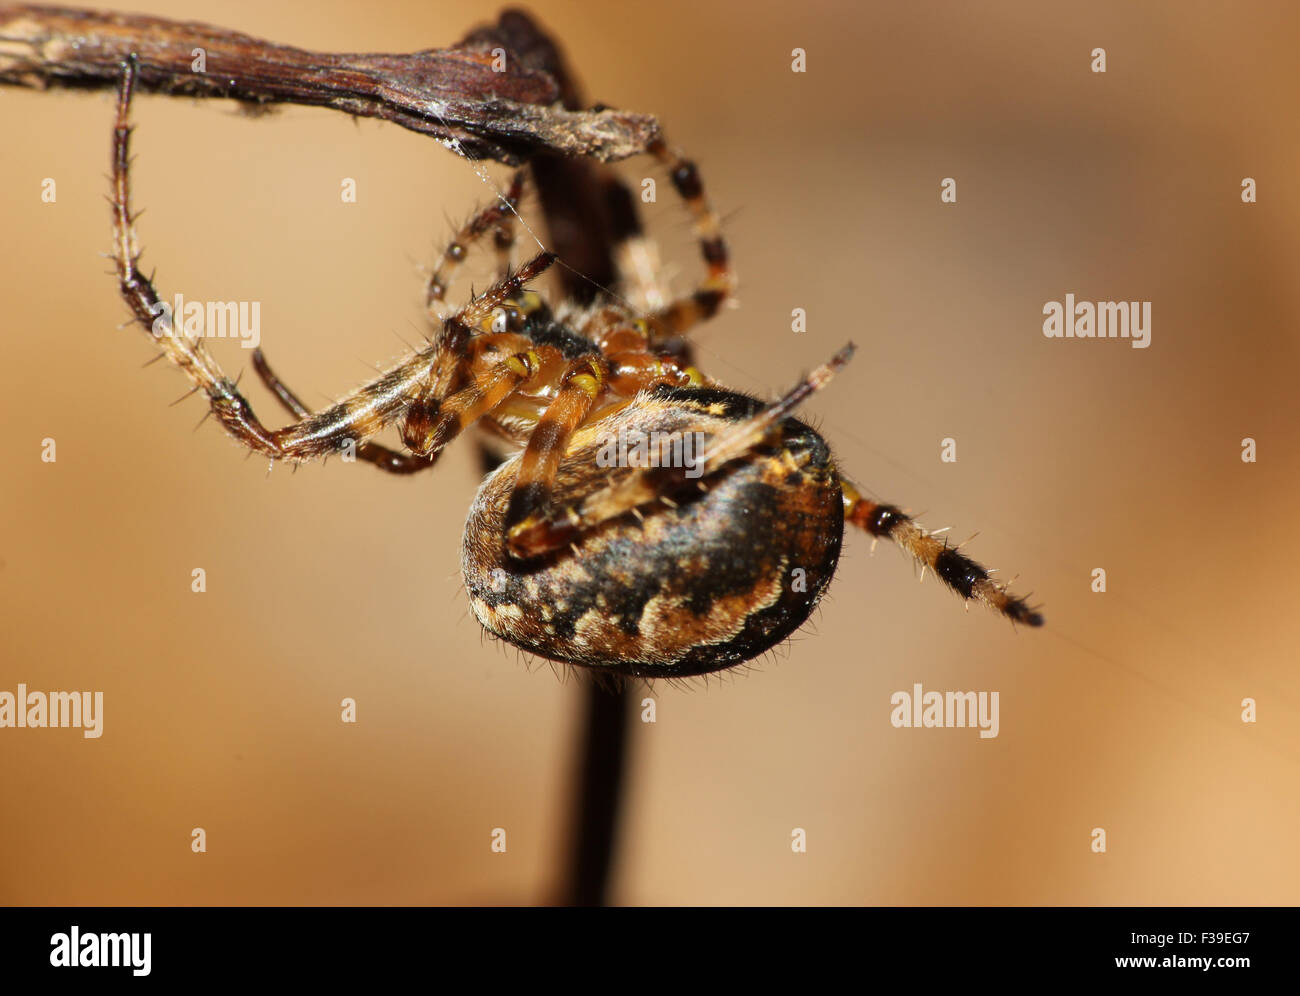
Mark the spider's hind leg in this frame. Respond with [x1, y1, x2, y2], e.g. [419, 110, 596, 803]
[839, 479, 1044, 627]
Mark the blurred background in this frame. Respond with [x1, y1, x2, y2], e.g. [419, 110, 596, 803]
[1, 0, 1298, 905]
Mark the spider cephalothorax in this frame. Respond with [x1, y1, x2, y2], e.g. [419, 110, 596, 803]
[107, 57, 1041, 680]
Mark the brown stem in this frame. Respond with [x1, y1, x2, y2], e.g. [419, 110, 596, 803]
[0, 4, 660, 164]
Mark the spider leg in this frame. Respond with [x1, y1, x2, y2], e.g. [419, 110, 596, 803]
[250, 349, 436, 475]
[426, 170, 526, 318]
[400, 341, 560, 456]
[502, 355, 609, 557]
[111, 56, 281, 459]
[111, 56, 557, 465]
[642, 138, 736, 341]
[401, 250, 559, 442]
[840, 480, 1044, 626]
[577, 171, 698, 367]
[270, 253, 555, 461]
[616, 230, 670, 314]
[572, 307, 705, 395]
[504, 345, 854, 559]
[490, 175, 523, 279]
[558, 169, 669, 314]
[113, 55, 427, 462]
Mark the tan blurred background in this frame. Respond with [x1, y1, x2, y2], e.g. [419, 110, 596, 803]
[2, 0, 1298, 905]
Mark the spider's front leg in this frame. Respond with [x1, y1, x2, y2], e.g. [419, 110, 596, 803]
[110, 56, 423, 463]
[252, 336, 559, 473]
[110, 56, 556, 468]
[398, 336, 564, 458]
[249, 350, 436, 475]
[272, 253, 559, 465]
[111, 57, 282, 459]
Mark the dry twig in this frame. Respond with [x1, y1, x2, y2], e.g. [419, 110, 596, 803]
[0, 4, 661, 163]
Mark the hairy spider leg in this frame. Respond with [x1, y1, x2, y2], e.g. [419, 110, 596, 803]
[594, 172, 670, 313]
[426, 170, 526, 318]
[111, 56, 285, 459]
[502, 355, 610, 557]
[399, 251, 556, 445]
[111, 55, 557, 464]
[400, 339, 562, 456]
[250, 349, 436, 475]
[839, 480, 1044, 627]
[642, 138, 737, 341]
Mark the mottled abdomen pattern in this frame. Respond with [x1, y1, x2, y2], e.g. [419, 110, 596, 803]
[463, 388, 844, 677]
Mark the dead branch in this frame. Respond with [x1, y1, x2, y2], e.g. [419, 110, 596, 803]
[0, 4, 660, 164]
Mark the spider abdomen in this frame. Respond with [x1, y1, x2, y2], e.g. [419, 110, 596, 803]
[462, 388, 844, 677]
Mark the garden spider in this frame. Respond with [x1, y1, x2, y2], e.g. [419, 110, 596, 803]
[109, 57, 1042, 679]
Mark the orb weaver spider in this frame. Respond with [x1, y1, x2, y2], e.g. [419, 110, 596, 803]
[108, 56, 1042, 680]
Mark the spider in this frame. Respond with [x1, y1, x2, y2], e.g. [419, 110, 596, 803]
[107, 57, 1042, 679]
